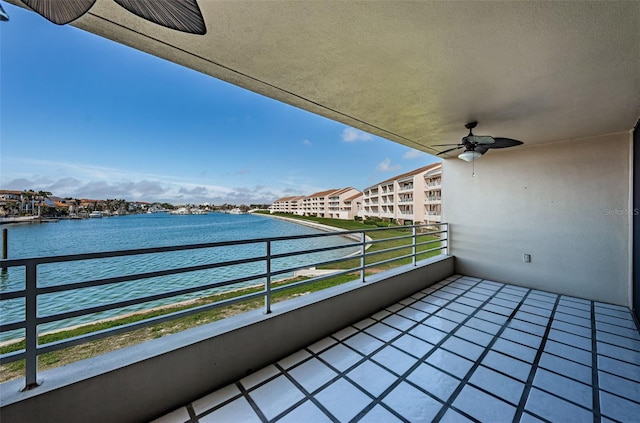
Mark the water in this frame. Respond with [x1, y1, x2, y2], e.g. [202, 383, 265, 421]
[0, 213, 358, 340]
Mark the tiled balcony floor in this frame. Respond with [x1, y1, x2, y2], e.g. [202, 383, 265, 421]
[154, 275, 640, 423]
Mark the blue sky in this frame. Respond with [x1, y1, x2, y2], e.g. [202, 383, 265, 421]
[0, 3, 439, 205]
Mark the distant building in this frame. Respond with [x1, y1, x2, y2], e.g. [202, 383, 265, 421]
[270, 187, 362, 220]
[360, 162, 442, 225]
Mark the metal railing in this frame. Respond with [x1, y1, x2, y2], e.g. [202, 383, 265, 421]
[0, 222, 448, 390]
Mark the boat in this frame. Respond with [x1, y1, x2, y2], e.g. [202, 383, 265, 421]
[88, 211, 103, 218]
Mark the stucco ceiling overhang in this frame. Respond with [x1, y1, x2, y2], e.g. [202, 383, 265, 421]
[8, 0, 640, 157]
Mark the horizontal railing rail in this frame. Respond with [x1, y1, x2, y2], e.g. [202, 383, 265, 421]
[0, 222, 448, 390]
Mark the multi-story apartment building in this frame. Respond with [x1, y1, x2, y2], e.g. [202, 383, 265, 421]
[271, 188, 362, 220]
[360, 162, 442, 224]
[268, 195, 305, 215]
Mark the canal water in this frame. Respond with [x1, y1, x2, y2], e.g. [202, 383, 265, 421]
[0, 213, 358, 341]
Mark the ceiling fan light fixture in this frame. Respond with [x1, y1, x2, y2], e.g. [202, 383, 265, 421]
[458, 150, 482, 162]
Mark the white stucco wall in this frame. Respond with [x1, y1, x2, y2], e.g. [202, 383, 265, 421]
[442, 132, 631, 306]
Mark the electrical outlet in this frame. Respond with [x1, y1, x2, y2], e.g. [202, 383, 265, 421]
[523, 254, 531, 263]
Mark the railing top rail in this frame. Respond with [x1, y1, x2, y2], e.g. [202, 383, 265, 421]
[0, 222, 445, 266]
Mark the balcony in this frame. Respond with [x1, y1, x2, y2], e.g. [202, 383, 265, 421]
[398, 197, 414, 204]
[398, 184, 414, 193]
[157, 275, 640, 423]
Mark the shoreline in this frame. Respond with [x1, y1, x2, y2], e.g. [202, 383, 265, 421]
[0, 214, 360, 347]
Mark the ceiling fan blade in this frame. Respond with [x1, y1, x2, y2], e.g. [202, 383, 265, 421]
[22, 0, 96, 25]
[436, 146, 463, 156]
[114, 0, 207, 34]
[476, 146, 489, 155]
[463, 135, 495, 145]
[432, 143, 461, 147]
[487, 138, 524, 148]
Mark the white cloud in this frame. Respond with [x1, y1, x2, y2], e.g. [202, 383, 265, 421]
[376, 158, 401, 172]
[341, 127, 373, 143]
[302, 139, 312, 147]
[402, 149, 424, 159]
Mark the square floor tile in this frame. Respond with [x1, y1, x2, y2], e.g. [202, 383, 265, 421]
[595, 304, 634, 319]
[454, 325, 495, 346]
[372, 345, 418, 376]
[249, 375, 305, 420]
[507, 319, 546, 337]
[320, 343, 363, 372]
[597, 355, 640, 383]
[525, 387, 592, 423]
[358, 404, 403, 422]
[544, 339, 592, 366]
[344, 331, 384, 355]
[553, 314, 591, 331]
[596, 321, 639, 338]
[514, 311, 550, 327]
[598, 370, 640, 402]
[440, 408, 475, 423]
[519, 304, 552, 318]
[468, 365, 524, 405]
[347, 360, 397, 397]
[501, 327, 542, 349]
[595, 313, 637, 330]
[316, 378, 371, 422]
[538, 352, 592, 385]
[481, 350, 532, 382]
[596, 330, 640, 351]
[372, 309, 392, 320]
[435, 308, 468, 323]
[277, 400, 332, 423]
[474, 310, 508, 325]
[386, 303, 405, 313]
[466, 317, 502, 334]
[533, 368, 592, 409]
[332, 326, 358, 340]
[308, 337, 337, 354]
[424, 315, 460, 331]
[547, 328, 591, 351]
[599, 389, 640, 422]
[353, 318, 376, 330]
[597, 341, 640, 365]
[199, 397, 261, 423]
[442, 336, 485, 361]
[456, 296, 484, 308]
[364, 322, 402, 342]
[278, 349, 312, 370]
[409, 323, 447, 344]
[392, 333, 435, 358]
[397, 306, 429, 322]
[492, 338, 537, 363]
[150, 407, 190, 423]
[383, 314, 416, 331]
[453, 384, 516, 423]
[193, 383, 241, 415]
[240, 364, 280, 389]
[555, 306, 591, 321]
[426, 348, 474, 379]
[482, 303, 514, 317]
[463, 291, 489, 302]
[489, 297, 519, 309]
[447, 301, 476, 315]
[411, 300, 441, 314]
[407, 362, 460, 402]
[288, 357, 338, 393]
[383, 381, 443, 423]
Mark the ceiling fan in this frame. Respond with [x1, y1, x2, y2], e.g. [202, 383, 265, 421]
[434, 121, 523, 162]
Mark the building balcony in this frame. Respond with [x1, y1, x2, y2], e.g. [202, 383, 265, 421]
[398, 185, 414, 193]
[426, 197, 442, 204]
[398, 198, 414, 204]
[154, 275, 640, 423]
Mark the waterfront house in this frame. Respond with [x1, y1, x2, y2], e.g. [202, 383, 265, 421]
[2, 1, 639, 422]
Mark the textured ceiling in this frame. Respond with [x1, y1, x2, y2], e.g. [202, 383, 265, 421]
[10, 0, 640, 157]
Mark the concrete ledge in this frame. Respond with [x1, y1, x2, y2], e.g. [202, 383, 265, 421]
[0, 255, 454, 423]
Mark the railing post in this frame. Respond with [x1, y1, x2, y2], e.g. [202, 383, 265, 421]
[264, 241, 271, 314]
[412, 225, 417, 266]
[360, 232, 366, 282]
[23, 261, 39, 390]
[443, 223, 449, 255]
